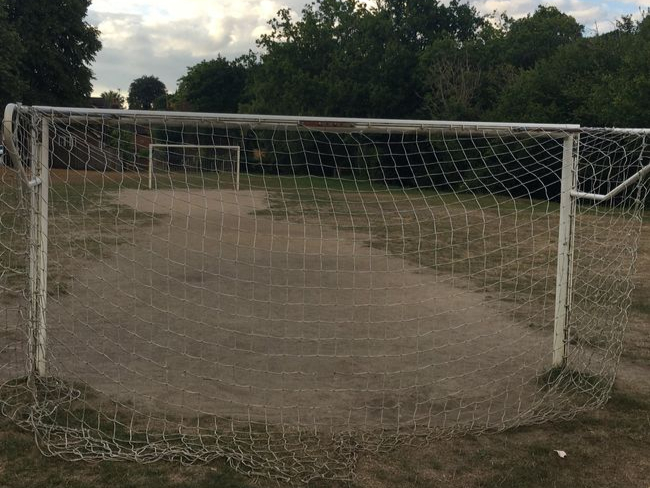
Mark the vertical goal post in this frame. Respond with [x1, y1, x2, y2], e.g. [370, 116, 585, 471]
[30, 115, 49, 377]
[148, 143, 241, 190]
[552, 134, 579, 368]
[2, 105, 50, 378]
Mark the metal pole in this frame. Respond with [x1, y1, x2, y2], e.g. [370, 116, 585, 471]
[29, 104, 581, 134]
[28, 116, 49, 377]
[28, 121, 38, 377]
[148, 144, 153, 190]
[552, 135, 578, 368]
[36, 118, 49, 376]
[570, 162, 650, 202]
[235, 146, 241, 191]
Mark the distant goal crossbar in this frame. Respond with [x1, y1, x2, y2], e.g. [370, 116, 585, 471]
[148, 144, 241, 190]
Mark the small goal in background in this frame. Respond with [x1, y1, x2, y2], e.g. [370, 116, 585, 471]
[148, 144, 241, 190]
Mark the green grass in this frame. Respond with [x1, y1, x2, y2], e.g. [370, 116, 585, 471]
[0, 173, 28, 297]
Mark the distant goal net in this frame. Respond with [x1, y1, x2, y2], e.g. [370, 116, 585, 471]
[148, 144, 241, 190]
[0, 105, 648, 483]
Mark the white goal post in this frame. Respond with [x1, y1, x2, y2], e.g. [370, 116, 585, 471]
[1, 104, 648, 483]
[148, 143, 241, 190]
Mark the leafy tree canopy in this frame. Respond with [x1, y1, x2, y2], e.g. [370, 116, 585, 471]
[2, 0, 101, 106]
[492, 14, 650, 126]
[376, 0, 486, 47]
[176, 55, 252, 113]
[100, 90, 125, 109]
[128, 76, 167, 110]
[0, 3, 23, 106]
[244, 0, 486, 117]
[500, 5, 583, 69]
[164, 1, 650, 130]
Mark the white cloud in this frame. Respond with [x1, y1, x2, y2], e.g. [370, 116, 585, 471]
[476, 0, 650, 31]
[88, 1, 311, 95]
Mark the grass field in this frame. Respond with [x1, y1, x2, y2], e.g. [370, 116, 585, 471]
[0, 168, 648, 487]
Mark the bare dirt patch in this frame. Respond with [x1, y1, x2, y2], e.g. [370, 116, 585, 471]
[42, 187, 560, 435]
[1, 173, 647, 486]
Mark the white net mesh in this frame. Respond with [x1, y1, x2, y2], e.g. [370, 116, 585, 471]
[0, 106, 647, 483]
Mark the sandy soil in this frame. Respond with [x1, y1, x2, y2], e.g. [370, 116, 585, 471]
[29, 187, 571, 434]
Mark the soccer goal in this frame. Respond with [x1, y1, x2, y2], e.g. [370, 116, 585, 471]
[1, 104, 648, 483]
[148, 144, 241, 190]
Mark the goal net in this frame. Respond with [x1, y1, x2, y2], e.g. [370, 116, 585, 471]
[1, 105, 648, 483]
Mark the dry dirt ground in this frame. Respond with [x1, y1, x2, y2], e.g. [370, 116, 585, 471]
[1, 171, 647, 486]
[43, 188, 562, 433]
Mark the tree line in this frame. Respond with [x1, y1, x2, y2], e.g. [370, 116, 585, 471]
[0, 0, 100, 108]
[0, 0, 647, 203]
[125, 0, 650, 129]
[118, 0, 647, 204]
[2, 0, 649, 127]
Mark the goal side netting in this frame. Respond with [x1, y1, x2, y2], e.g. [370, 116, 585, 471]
[0, 105, 647, 483]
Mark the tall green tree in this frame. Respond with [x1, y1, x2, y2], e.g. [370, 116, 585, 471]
[176, 55, 251, 113]
[419, 37, 483, 120]
[493, 26, 630, 125]
[377, 0, 486, 47]
[100, 90, 125, 109]
[0, 4, 23, 106]
[603, 15, 650, 127]
[245, 0, 486, 118]
[245, 0, 368, 115]
[417, 18, 513, 122]
[500, 6, 583, 69]
[3, 0, 101, 106]
[128, 76, 167, 110]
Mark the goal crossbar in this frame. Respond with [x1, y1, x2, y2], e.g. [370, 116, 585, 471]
[22, 104, 581, 136]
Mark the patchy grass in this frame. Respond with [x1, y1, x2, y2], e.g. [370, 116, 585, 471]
[0, 168, 648, 487]
[349, 386, 650, 488]
[0, 386, 648, 488]
[1, 169, 159, 300]
[256, 175, 643, 355]
[0, 171, 27, 296]
[539, 366, 611, 396]
[0, 417, 257, 488]
[623, 216, 650, 362]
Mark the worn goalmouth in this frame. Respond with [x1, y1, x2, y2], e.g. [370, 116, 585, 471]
[0, 104, 648, 483]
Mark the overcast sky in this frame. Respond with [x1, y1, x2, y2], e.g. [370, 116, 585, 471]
[87, 0, 650, 96]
